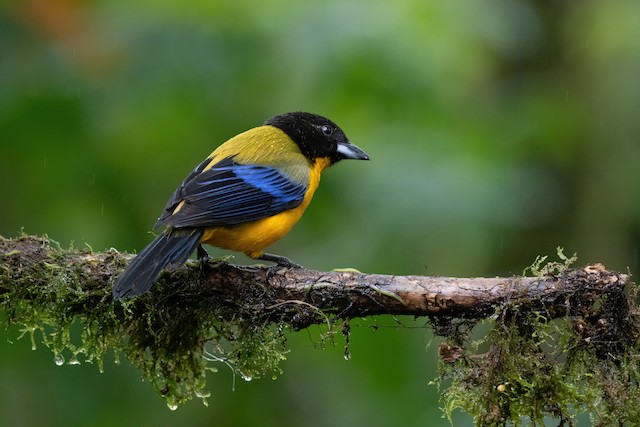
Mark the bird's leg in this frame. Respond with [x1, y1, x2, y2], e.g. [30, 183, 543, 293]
[197, 244, 211, 275]
[258, 253, 303, 269]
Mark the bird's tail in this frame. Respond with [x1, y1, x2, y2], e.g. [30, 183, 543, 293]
[112, 229, 204, 300]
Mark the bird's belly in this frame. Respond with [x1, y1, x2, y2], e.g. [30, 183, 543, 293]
[200, 207, 306, 259]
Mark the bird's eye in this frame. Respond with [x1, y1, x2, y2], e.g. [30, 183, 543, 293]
[321, 125, 333, 136]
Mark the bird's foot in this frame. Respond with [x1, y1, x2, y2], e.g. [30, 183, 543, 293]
[258, 253, 303, 269]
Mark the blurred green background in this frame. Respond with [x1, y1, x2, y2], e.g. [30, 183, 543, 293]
[1, 0, 639, 425]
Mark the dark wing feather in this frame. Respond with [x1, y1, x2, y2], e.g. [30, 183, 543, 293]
[156, 157, 307, 229]
[155, 156, 213, 228]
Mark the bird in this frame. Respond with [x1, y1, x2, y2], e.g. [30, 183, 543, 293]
[112, 111, 369, 299]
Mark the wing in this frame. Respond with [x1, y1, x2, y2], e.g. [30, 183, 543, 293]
[155, 156, 308, 229]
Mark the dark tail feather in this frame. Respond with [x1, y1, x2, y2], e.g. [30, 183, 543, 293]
[113, 229, 204, 300]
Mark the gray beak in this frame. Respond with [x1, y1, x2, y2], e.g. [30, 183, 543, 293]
[336, 141, 370, 161]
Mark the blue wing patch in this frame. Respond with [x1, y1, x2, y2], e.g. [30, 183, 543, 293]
[156, 157, 308, 229]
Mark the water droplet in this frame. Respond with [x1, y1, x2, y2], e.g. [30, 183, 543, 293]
[195, 389, 209, 399]
[167, 403, 178, 411]
[343, 350, 351, 361]
[54, 354, 65, 366]
[69, 357, 81, 366]
[241, 373, 252, 382]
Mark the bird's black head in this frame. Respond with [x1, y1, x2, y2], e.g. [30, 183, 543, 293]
[265, 112, 369, 165]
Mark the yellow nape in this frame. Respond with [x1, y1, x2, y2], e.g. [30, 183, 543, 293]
[205, 126, 301, 170]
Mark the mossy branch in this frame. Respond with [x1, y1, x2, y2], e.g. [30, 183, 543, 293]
[1, 235, 639, 425]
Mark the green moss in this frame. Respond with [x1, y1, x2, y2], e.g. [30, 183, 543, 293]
[0, 235, 289, 409]
[522, 246, 577, 277]
[436, 254, 640, 426]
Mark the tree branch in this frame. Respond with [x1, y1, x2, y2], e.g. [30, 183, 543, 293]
[0, 235, 628, 324]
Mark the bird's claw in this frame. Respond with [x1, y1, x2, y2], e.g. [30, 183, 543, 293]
[258, 253, 303, 269]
